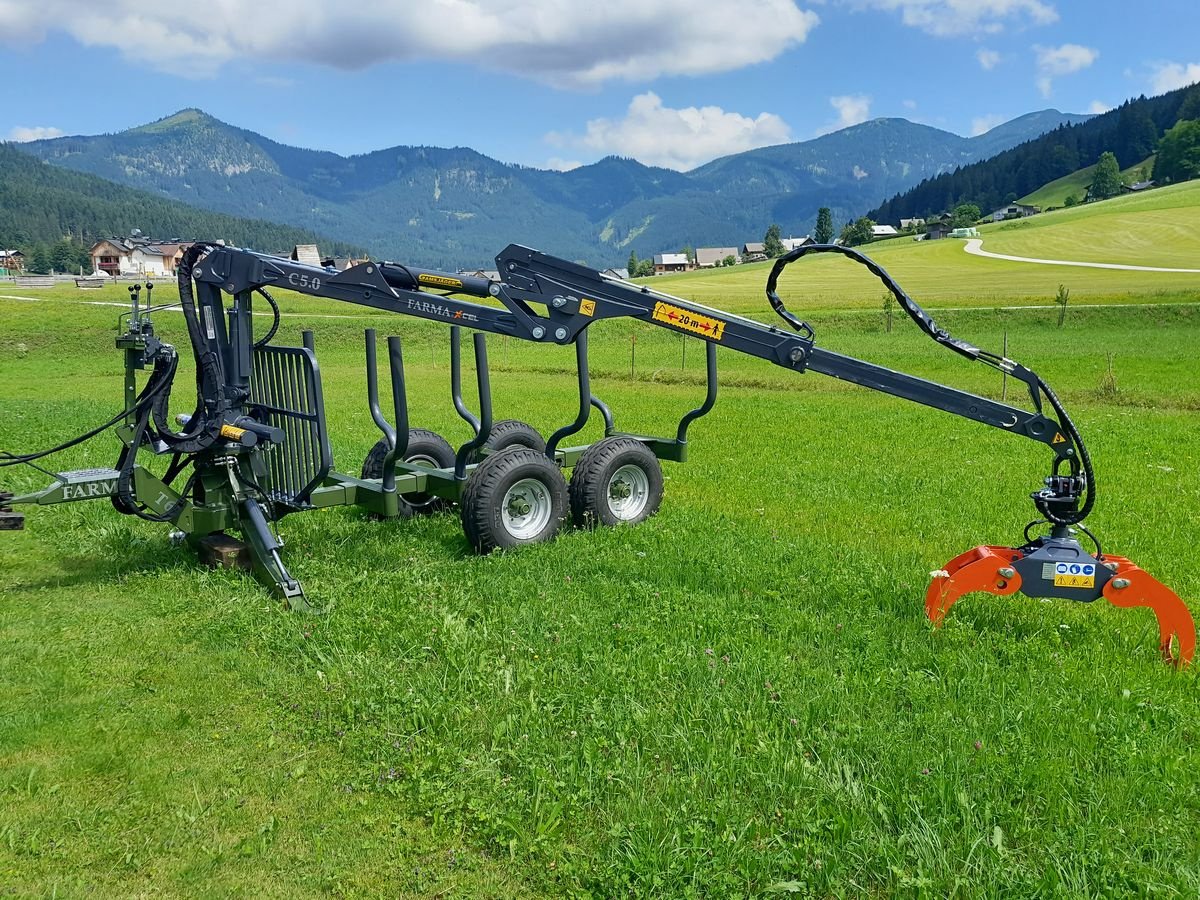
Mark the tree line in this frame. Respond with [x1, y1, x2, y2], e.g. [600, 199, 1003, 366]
[869, 84, 1200, 222]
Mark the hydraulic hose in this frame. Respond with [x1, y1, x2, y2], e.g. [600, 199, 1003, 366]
[766, 242, 1096, 527]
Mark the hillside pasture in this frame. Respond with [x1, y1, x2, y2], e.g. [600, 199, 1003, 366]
[1017, 154, 1154, 209]
[649, 181, 1200, 313]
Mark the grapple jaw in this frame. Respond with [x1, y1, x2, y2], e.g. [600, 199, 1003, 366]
[927, 535, 1195, 667]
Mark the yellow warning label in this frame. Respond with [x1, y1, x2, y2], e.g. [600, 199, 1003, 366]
[579, 298, 596, 316]
[418, 273, 463, 289]
[651, 302, 726, 340]
[1052, 432, 1067, 444]
[1054, 573, 1095, 589]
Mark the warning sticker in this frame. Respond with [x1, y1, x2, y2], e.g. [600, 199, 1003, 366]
[579, 298, 596, 316]
[418, 273, 463, 289]
[1052, 432, 1067, 444]
[1052, 561, 1095, 589]
[651, 302, 726, 340]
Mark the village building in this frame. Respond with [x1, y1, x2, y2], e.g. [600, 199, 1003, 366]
[290, 244, 322, 267]
[871, 225, 899, 238]
[653, 252, 693, 275]
[989, 203, 1039, 222]
[89, 238, 190, 276]
[900, 218, 925, 230]
[781, 236, 814, 252]
[601, 267, 629, 280]
[694, 247, 739, 268]
[0, 250, 25, 274]
[923, 220, 955, 241]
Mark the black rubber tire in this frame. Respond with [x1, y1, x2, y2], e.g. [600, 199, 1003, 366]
[461, 447, 568, 554]
[482, 419, 546, 455]
[361, 428, 456, 514]
[569, 437, 664, 529]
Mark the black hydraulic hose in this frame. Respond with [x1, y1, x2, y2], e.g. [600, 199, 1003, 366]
[151, 243, 225, 454]
[254, 287, 280, 349]
[766, 243, 1096, 527]
[1034, 374, 1095, 526]
[766, 243, 984, 361]
[0, 357, 175, 468]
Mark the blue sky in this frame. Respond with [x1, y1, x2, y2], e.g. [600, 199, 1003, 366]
[2, 0, 1197, 171]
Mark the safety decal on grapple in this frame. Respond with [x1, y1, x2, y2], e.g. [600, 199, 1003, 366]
[579, 298, 596, 316]
[651, 302, 726, 340]
[1052, 561, 1096, 588]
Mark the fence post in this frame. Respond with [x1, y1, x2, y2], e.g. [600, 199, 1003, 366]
[1001, 330, 1008, 402]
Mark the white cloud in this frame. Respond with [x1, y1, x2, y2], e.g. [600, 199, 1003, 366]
[1087, 99, 1111, 114]
[1149, 61, 1200, 94]
[970, 113, 1006, 136]
[902, 98, 918, 109]
[816, 94, 872, 135]
[7, 125, 64, 142]
[976, 48, 1001, 70]
[0, 1, 820, 85]
[856, 0, 1057, 37]
[544, 157, 583, 172]
[1034, 43, 1098, 96]
[548, 92, 791, 171]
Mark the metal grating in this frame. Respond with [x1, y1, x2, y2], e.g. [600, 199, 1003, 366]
[249, 344, 332, 506]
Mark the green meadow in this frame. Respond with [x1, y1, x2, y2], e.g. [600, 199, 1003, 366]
[2, 196, 1199, 896]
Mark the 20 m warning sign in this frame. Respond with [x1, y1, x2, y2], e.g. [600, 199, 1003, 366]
[651, 302, 726, 340]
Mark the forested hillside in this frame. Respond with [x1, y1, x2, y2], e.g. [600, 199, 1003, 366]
[0, 142, 360, 269]
[869, 84, 1200, 221]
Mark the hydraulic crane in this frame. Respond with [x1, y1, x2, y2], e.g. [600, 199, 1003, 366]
[2, 241, 1192, 664]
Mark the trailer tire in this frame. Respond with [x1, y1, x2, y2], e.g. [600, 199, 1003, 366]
[569, 437, 663, 529]
[461, 447, 568, 553]
[482, 419, 546, 455]
[361, 429, 456, 514]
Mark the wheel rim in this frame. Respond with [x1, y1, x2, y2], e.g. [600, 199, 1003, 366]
[404, 453, 442, 508]
[501, 478, 553, 540]
[607, 464, 650, 521]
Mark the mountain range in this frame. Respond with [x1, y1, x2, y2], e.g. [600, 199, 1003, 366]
[15, 107, 1091, 268]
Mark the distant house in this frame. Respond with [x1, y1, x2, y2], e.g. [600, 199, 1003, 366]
[695, 247, 739, 268]
[989, 203, 1039, 222]
[900, 218, 925, 230]
[1123, 179, 1155, 193]
[871, 225, 899, 238]
[781, 236, 814, 252]
[653, 253, 693, 275]
[0, 250, 25, 273]
[90, 237, 190, 276]
[290, 244, 321, 267]
[923, 220, 955, 241]
[137, 243, 186, 275]
[601, 267, 629, 280]
[741, 242, 766, 259]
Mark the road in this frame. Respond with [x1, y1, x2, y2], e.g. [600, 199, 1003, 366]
[962, 238, 1200, 274]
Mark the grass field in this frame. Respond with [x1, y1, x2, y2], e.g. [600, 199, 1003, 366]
[3, 230, 1200, 896]
[649, 180, 1200, 311]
